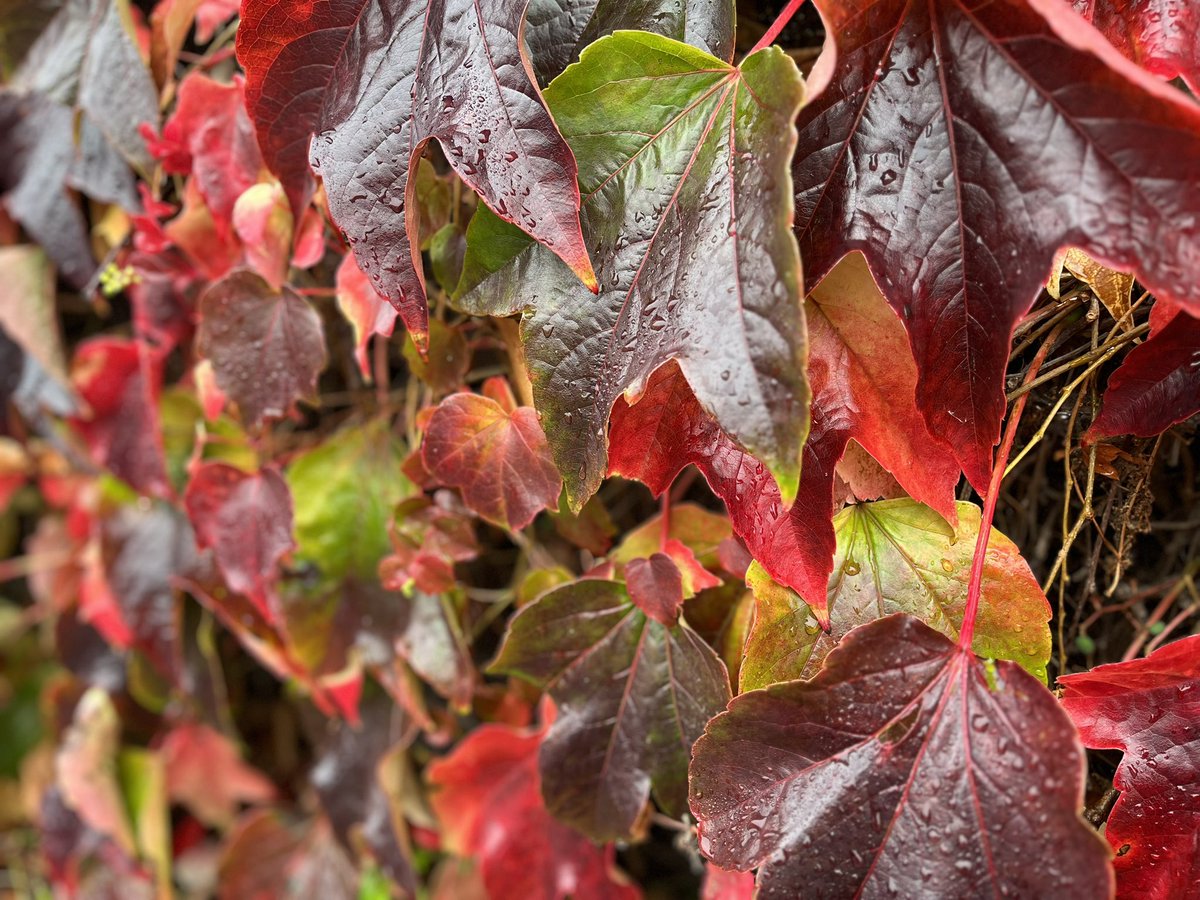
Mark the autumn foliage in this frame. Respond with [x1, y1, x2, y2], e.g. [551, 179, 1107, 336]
[0, 0, 1198, 897]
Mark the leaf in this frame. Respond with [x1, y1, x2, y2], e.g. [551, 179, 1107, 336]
[312, 693, 417, 894]
[524, 0, 734, 84]
[1071, 0, 1200, 89]
[456, 32, 808, 507]
[286, 418, 412, 583]
[422, 380, 563, 531]
[380, 495, 479, 596]
[490, 579, 730, 840]
[1085, 306, 1200, 442]
[160, 723, 275, 829]
[145, 72, 265, 233]
[236, 0, 595, 342]
[740, 499, 1053, 692]
[231, 182, 294, 289]
[55, 688, 135, 856]
[1048, 247, 1134, 323]
[71, 338, 169, 497]
[1059, 634, 1200, 898]
[624, 554, 685, 626]
[794, 0, 1200, 490]
[196, 270, 327, 428]
[401, 319, 471, 395]
[690, 614, 1113, 898]
[184, 463, 294, 623]
[427, 723, 639, 900]
[336, 252, 398, 381]
[0, 245, 70, 389]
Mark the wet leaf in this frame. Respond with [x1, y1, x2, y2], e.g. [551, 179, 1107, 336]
[456, 32, 807, 507]
[196, 270, 327, 428]
[1060, 634, 1200, 898]
[236, 0, 594, 342]
[1071, 0, 1200, 89]
[427, 723, 639, 900]
[491, 579, 730, 840]
[794, 0, 1200, 489]
[690, 614, 1113, 898]
[422, 381, 562, 531]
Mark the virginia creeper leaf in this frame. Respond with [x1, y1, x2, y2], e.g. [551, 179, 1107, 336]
[71, 338, 169, 497]
[427, 723, 639, 900]
[490, 578, 730, 840]
[524, 0, 734, 84]
[236, 0, 595, 342]
[422, 381, 562, 531]
[690, 614, 1114, 898]
[456, 32, 808, 508]
[196, 270, 327, 428]
[286, 418, 412, 583]
[401, 319, 471, 395]
[1071, 0, 1200, 89]
[624, 554, 685, 626]
[740, 499, 1053, 692]
[1085, 305, 1200, 442]
[160, 723, 275, 829]
[794, 0, 1200, 489]
[0, 245, 70, 390]
[336, 252, 398, 381]
[1060, 634, 1200, 898]
[184, 463, 294, 623]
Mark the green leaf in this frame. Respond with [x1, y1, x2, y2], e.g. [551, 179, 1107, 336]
[490, 578, 729, 841]
[287, 419, 412, 583]
[740, 499, 1053, 691]
[456, 32, 807, 508]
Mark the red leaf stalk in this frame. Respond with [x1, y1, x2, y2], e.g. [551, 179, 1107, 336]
[749, 0, 807, 55]
[958, 323, 1064, 649]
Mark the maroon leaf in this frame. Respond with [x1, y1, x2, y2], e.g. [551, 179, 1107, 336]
[427, 723, 639, 900]
[196, 270, 327, 428]
[71, 338, 169, 497]
[184, 463, 294, 623]
[1071, 0, 1200, 89]
[1060, 634, 1200, 898]
[690, 614, 1113, 897]
[524, 0, 734, 84]
[491, 579, 730, 840]
[625, 554, 684, 626]
[1086, 305, 1200, 441]
[794, 0, 1200, 489]
[422, 380, 562, 531]
[236, 0, 595, 342]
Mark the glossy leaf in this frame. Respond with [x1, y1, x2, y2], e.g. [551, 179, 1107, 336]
[456, 32, 808, 507]
[184, 463, 294, 622]
[1060, 634, 1200, 898]
[491, 579, 730, 840]
[1072, 0, 1200, 89]
[740, 499, 1053, 691]
[287, 419, 412, 583]
[794, 0, 1200, 489]
[196, 270, 327, 428]
[1086, 306, 1200, 441]
[427, 724, 639, 900]
[524, 0, 734, 84]
[236, 0, 594, 342]
[422, 381, 562, 531]
[690, 614, 1113, 898]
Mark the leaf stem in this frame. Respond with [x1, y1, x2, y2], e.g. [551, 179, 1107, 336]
[750, 0, 807, 55]
[958, 323, 1064, 650]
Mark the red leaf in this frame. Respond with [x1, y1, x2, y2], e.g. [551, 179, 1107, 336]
[625, 554, 685, 626]
[428, 724, 639, 900]
[690, 614, 1113, 897]
[231, 182, 294, 289]
[184, 463, 294, 623]
[161, 723, 275, 829]
[71, 338, 169, 497]
[701, 863, 755, 900]
[236, 0, 595, 342]
[1059, 635, 1200, 898]
[336, 251, 398, 380]
[1072, 0, 1200, 89]
[196, 270, 327, 428]
[1086, 307, 1200, 442]
[422, 383, 563, 531]
[148, 73, 264, 233]
[794, 0, 1200, 489]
